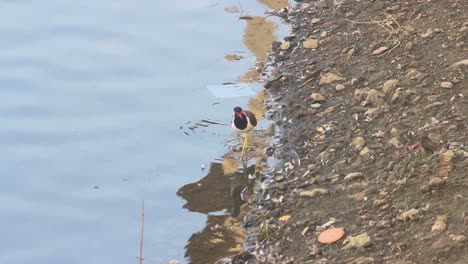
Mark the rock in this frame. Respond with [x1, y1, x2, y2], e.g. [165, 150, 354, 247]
[450, 234, 466, 243]
[344, 172, 364, 181]
[431, 215, 447, 235]
[360, 147, 370, 156]
[377, 220, 391, 229]
[303, 38, 319, 49]
[311, 18, 321, 24]
[336, 84, 345, 91]
[365, 107, 384, 118]
[324, 106, 335, 114]
[451, 59, 468, 70]
[428, 177, 446, 190]
[440, 82, 454, 89]
[354, 88, 369, 102]
[319, 72, 345, 85]
[300, 188, 329, 197]
[321, 31, 327, 37]
[168, 261, 181, 264]
[310, 103, 322, 108]
[311, 93, 326, 102]
[275, 175, 285, 182]
[365, 89, 384, 104]
[279, 214, 292, 222]
[406, 69, 422, 80]
[421, 28, 434, 38]
[350, 257, 375, 264]
[373, 46, 389, 55]
[382, 79, 398, 94]
[280, 41, 291, 50]
[388, 137, 402, 148]
[420, 132, 440, 151]
[344, 232, 371, 250]
[373, 130, 385, 138]
[397, 208, 419, 221]
[351, 137, 366, 151]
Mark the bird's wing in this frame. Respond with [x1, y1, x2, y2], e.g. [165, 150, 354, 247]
[243, 110, 257, 126]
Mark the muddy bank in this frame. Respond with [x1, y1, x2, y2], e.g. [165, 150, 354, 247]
[236, 0, 468, 263]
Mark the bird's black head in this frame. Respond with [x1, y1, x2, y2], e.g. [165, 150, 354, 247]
[233, 106, 243, 113]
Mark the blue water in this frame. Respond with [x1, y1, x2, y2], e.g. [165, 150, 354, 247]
[0, 0, 278, 263]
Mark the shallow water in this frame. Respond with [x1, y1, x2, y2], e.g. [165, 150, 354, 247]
[0, 0, 286, 263]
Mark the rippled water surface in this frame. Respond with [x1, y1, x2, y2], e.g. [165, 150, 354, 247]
[0, 0, 285, 263]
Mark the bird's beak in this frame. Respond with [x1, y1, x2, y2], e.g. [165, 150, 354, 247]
[236, 112, 243, 118]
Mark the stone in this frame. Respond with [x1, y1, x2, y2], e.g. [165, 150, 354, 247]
[280, 41, 290, 50]
[310, 103, 322, 108]
[351, 137, 366, 151]
[432, 236, 451, 249]
[360, 147, 370, 156]
[431, 215, 447, 235]
[373, 46, 389, 55]
[336, 84, 345, 91]
[344, 232, 371, 250]
[168, 261, 181, 264]
[303, 38, 319, 49]
[365, 107, 384, 118]
[406, 69, 422, 80]
[397, 208, 419, 221]
[319, 72, 345, 85]
[354, 88, 369, 102]
[440, 82, 454, 89]
[451, 59, 468, 70]
[311, 93, 326, 102]
[300, 188, 329, 197]
[420, 132, 440, 151]
[421, 28, 434, 38]
[382, 79, 398, 93]
[311, 18, 321, 24]
[365, 89, 384, 104]
[388, 137, 402, 148]
[324, 106, 335, 114]
[428, 177, 446, 190]
[350, 257, 375, 264]
[450, 234, 466, 243]
[344, 172, 364, 181]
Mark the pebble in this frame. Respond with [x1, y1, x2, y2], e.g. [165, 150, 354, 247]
[311, 93, 326, 102]
[406, 69, 422, 80]
[344, 232, 371, 250]
[319, 72, 345, 85]
[336, 84, 345, 91]
[373, 46, 389, 55]
[382, 79, 398, 94]
[396, 208, 419, 221]
[280, 41, 291, 50]
[428, 177, 446, 190]
[364, 107, 383, 118]
[299, 188, 329, 197]
[388, 137, 402, 148]
[440, 81, 454, 89]
[303, 38, 319, 49]
[351, 137, 366, 151]
[451, 59, 468, 70]
[431, 215, 447, 235]
[349, 257, 375, 264]
[359, 147, 370, 156]
[344, 172, 364, 181]
[311, 18, 321, 24]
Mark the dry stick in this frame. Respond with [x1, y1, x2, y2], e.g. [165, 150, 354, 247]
[139, 200, 145, 264]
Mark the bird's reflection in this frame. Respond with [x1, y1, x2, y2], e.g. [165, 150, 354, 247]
[177, 157, 256, 263]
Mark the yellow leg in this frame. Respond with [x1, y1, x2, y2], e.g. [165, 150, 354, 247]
[240, 133, 249, 160]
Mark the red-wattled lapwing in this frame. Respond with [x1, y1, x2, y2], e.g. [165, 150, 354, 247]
[232, 106, 257, 159]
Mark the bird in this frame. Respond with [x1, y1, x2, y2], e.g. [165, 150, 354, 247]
[231, 106, 257, 159]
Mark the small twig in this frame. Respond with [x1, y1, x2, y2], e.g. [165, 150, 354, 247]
[139, 200, 145, 264]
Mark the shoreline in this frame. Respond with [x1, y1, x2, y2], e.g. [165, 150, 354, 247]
[236, 1, 467, 263]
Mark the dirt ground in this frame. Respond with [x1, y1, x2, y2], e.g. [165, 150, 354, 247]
[233, 0, 468, 263]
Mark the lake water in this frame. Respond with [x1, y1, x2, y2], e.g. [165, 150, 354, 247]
[0, 0, 286, 263]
